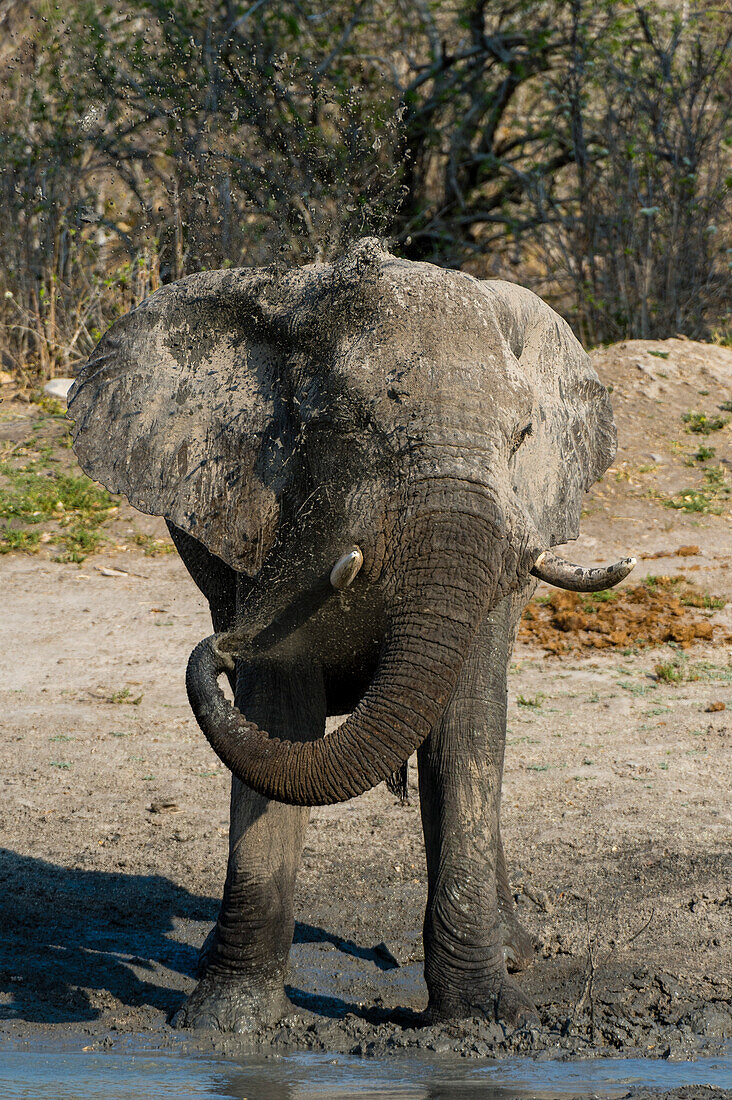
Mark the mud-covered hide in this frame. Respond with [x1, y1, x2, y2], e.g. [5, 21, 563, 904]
[69, 240, 617, 573]
[68, 269, 293, 575]
[476, 279, 617, 545]
[68, 251, 386, 575]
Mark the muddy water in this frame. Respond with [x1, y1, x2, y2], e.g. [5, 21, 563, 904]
[0, 1047, 730, 1099]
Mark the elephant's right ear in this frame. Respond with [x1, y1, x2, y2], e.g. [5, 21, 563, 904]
[68, 269, 292, 575]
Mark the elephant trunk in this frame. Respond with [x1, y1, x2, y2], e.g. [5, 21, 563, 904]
[186, 483, 530, 806]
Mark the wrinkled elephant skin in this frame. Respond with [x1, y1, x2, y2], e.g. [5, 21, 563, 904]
[69, 240, 622, 1033]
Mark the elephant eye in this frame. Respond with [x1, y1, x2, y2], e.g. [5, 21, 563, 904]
[510, 421, 533, 455]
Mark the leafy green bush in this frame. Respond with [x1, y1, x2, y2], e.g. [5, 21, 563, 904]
[682, 412, 729, 435]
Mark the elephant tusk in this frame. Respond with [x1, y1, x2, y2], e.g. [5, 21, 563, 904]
[330, 546, 363, 589]
[531, 549, 636, 592]
[217, 546, 364, 658]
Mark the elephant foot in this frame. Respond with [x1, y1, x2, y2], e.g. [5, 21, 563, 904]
[500, 913, 536, 973]
[427, 973, 540, 1031]
[172, 973, 290, 1033]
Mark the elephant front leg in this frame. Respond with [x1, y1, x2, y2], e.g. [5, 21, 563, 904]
[173, 659, 325, 1033]
[418, 597, 538, 1028]
[497, 828, 536, 973]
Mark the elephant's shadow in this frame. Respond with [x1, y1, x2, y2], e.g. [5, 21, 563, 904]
[0, 849, 421, 1026]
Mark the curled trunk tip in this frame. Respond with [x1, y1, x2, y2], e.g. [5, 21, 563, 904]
[186, 631, 430, 805]
[532, 550, 636, 592]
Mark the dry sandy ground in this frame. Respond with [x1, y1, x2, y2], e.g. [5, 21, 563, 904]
[0, 339, 730, 1082]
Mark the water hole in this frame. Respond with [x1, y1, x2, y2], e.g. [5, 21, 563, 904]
[0, 1047, 729, 1099]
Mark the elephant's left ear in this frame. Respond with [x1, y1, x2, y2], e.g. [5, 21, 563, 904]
[68, 269, 292, 575]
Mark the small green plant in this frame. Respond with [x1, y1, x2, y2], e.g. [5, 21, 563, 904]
[703, 465, 728, 490]
[680, 592, 725, 610]
[643, 575, 673, 590]
[581, 590, 618, 608]
[109, 688, 143, 705]
[666, 491, 717, 513]
[54, 524, 105, 563]
[132, 532, 174, 556]
[642, 575, 724, 609]
[517, 693, 544, 708]
[719, 401, 732, 412]
[685, 444, 716, 465]
[687, 661, 732, 683]
[681, 411, 729, 434]
[525, 763, 549, 771]
[648, 350, 669, 359]
[654, 661, 683, 684]
[0, 526, 40, 553]
[664, 465, 729, 514]
[49, 734, 73, 742]
[50, 761, 72, 769]
[618, 681, 650, 696]
[29, 392, 67, 417]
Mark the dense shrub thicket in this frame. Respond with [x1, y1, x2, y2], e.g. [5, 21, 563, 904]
[0, 0, 729, 379]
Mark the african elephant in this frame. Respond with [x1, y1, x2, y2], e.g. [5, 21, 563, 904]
[69, 239, 633, 1032]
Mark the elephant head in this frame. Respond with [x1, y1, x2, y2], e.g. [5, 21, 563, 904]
[69, 239, 632, 806]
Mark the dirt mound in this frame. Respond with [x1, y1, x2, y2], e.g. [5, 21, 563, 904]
[519, 576, 728, 655]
